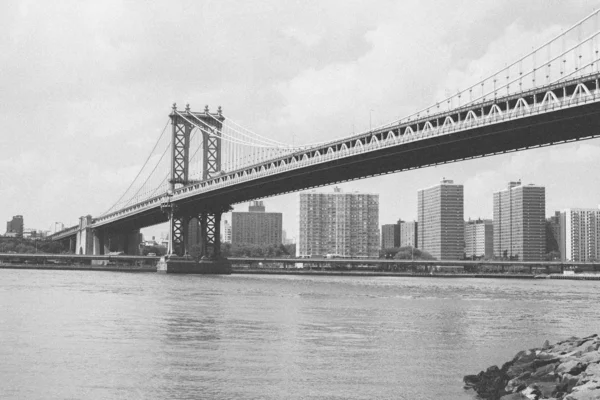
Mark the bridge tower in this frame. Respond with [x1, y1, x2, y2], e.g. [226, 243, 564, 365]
[160, 103, 231, 273]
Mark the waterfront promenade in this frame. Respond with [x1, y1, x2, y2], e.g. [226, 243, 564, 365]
[1, 253, 599, 279]
[4, 262, 600, 280]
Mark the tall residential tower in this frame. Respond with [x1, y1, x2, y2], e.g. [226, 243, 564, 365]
[559, 208, 600, 262]
[417, 179, 464, 260]
[493, 181, 545, 261]
[299, 187, 379, 258]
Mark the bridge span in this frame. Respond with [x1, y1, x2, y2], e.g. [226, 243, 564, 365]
[47, 10, 600, 272]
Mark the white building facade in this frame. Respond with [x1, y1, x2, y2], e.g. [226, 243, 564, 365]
[559, 208, 600, 262]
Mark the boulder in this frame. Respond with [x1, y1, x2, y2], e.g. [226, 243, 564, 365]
[521, 384, 542, 399]
[584, 364, 600, 378]
[557, 360, 587, 376]
[580, 352, 600, 365]
[532, 362, 558, 378]
[463, 365, 510, 399]
[466, 335, 600, 400]
[500, 393, 529, 400]
[564, 388, 600, 400]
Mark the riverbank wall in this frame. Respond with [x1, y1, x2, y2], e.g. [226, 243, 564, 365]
[0, 264, 539, 278]
[464, 334, 600, 400]
[0, 263, 155, 272]
[231, 268, 537, 279]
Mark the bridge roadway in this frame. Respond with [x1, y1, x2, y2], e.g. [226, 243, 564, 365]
[52, 73, 600, 241]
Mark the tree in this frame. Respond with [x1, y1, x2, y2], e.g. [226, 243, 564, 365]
[544, 250, 561, 261]
[393, 246, 434, 260]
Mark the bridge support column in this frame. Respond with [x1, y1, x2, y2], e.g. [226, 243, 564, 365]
[157, 206, 231, 274]
[102, 229, 141, 255]
[75, 215, 94, 255]
[157, 103, 230, 274]
[92, 229, 104, 256]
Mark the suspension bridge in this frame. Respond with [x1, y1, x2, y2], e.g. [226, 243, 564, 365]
[50, 10, 600, 273]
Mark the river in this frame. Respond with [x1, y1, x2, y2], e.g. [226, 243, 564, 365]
[1, 270, 598, 399]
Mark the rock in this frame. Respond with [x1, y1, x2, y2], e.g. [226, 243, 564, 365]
[584, 364, 600, 378]
[500, 393, 529, 400]
[564, 388, 600, 400]
[464, 374, 479, 389]
[535, 381, 559, 398]
[521, 384, 542, 399]
[466, 335, 600, 400]
[557, 373, 582, 393]
[532, 362, 559, 379]
[557, 360, 587, 376]
[464, 364, 511, 399]
[508, 360, 537, 378]
[580, 352, 600, 365]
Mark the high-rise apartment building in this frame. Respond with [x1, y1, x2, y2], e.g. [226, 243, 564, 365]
[546, 211, 561, 257]
[5, 215, 24, 237]
[417, 179, 464, 260]
[559, 208, 600, 262]
[400, 221, 418, 248]
[232, 201, 282, 245]
[464, 219, 493, 259]
[222, 219, 232, 243]
[299, 187, 379, 258]
[381, 220, 401, 249]
[493, 181, 545, 261]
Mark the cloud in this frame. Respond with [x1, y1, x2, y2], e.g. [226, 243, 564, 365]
[1, 0, 598, 236]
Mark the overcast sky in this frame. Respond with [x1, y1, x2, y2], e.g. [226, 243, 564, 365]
[1, 0, 599, 240]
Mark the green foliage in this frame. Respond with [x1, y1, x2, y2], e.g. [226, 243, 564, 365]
[221, 243, 295, 258]
[0, 238, 67, 254]
[380, 246, 435, 260]
[141, 245, 166, 256]
[544, 250, 561, 261]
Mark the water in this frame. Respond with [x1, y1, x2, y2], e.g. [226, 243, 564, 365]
[1, 271, 599, 400]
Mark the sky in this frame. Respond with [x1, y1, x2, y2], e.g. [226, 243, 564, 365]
[1, 0, 600, 241]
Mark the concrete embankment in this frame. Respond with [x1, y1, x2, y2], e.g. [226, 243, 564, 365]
[0, 263, 156, 272]
[541, 274, 600, 281]
[464, 334, 600, 400]
[231, 268, 536, 279]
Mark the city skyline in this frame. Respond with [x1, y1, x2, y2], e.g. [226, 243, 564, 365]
[1, 1, 599, 244]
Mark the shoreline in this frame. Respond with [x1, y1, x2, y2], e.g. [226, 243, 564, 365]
[0, 264, 535, 278]
[0, 264, 598, 280]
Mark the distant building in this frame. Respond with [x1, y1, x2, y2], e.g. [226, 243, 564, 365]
[299, 187, 379, 258]
[232, 201, 282, 245]
[222, 219, 232, 243]
[381, 221, 401, 249]
[546, 211, 561, 257]
[6, 215, 24, 238]
[493, 181, 545, 261]
[417, 179, 464, 260]
[52, 222, 65, 234]
[559, 208, 600, 262]
[400, 221, 418, 248]
[464, 219, 493, 259]
[282, 230, 295, 245]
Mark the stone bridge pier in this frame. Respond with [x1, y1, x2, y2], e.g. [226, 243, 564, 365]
[157, 202, 232, 274]
[92, 229, 142, 256]
[75, 216, 141, 256]
[156, 104, 232, 274]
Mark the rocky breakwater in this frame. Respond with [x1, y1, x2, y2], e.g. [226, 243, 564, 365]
[464, 334, 600, 400]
